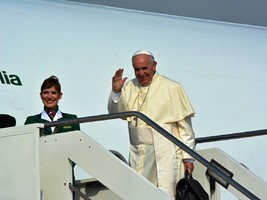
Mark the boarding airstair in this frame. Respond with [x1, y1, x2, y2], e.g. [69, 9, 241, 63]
[0, 112, 266, 200]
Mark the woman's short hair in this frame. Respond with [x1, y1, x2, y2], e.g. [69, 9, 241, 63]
[41, 75, 61, 94]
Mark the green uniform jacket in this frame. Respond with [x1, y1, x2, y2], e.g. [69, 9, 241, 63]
[25, 113, 80, 135]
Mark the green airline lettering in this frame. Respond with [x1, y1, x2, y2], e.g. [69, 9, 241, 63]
[0, 71, 22, 86]
[0, 71, 4, 84]
[9, 74, 22, 86]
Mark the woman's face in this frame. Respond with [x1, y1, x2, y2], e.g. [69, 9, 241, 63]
[40, 86, 62, 110]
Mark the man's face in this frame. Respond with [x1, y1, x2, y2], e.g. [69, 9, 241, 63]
[132, 54, 156, 86]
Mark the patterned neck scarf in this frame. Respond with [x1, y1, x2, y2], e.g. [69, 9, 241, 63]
[44, 106, 59, 120]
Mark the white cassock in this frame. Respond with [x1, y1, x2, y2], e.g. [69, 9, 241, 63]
[108, 72, 195, 199]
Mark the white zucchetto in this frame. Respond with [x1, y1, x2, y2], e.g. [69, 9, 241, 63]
[132, 49, 154, 58]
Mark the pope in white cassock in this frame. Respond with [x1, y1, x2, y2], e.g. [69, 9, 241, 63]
[108, 49, 196, 199]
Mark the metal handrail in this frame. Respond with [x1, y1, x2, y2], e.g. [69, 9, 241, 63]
[69, 183, 91, 200]
[196, 129, 267, 144]
[44, 111, 260, 200]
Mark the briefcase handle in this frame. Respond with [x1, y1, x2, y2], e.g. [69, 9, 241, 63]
[185, 169, 193, 179]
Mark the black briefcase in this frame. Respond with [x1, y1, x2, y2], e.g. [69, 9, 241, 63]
[176, 173, 209, 200]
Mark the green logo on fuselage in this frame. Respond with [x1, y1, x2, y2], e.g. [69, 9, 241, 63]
[0, 71, 22, 86]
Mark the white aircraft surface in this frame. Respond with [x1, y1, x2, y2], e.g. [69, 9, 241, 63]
[1, 0, 267, 199]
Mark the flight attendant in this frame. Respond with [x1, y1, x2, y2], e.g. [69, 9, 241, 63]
[25, 75, 80, 134]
